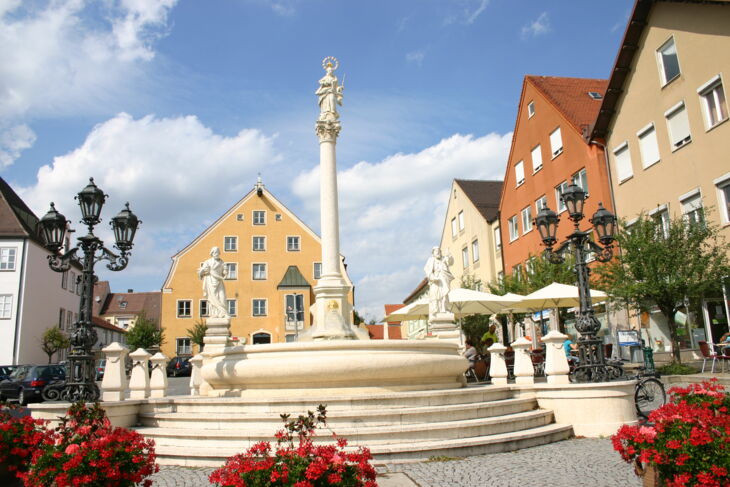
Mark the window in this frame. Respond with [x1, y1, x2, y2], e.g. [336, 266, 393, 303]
[457, 211, 464, 231]
[698, 76, 728, 129]
[252, 263, 267, 280]
[550, 127, 563, 157]
[275, 213, 282, 221]
[252, 332, 271, 344]
[571, 168, 589, 196]
[527, 101, 535, 118]
[66, 310, 73, 329]
[536, 195, 548, 213]
[650, 207, 670, 238]
[588, 92, 603, 100]
[177, 300, 191, 318]
[461, 247, 469, 268]
[58, 308, 65, 330]
[471, 239, 480, 263]
[681, 193, 704, 225]
[253, 210, 266, 225]
[119, 300, 127, 309]
[313, 262, 322, 280]
[236, 213, 244, 221]
[224, 236, 237, 252]
[253, 299, 267, 316]
[61, 271, 68, 290]
[613, 143, 633, 183]
[637, 124, 661, 168]
[225, 262, 237, 280]
[555, 181, 569, 213]
[512, 264, 523, 281]
[68, 271, 76, 293]
[287, 236, 301, 251]
[716, 174, 730, 224]
[657, 37, 680, 85]
[531, 145, 542, 172]
[285, 294, 304, 330]
[666, 102, 691, 150]
[200, 299, 208, 317]
[226, 299, 237, 317]
[0, 248, 16, 271]
[515, 161, 525, 186]
[521, 206, 533, 234]
[253, 236, 266, 251]
[494, 227, 501, 249]
[508, 215, 519, 241]
[176, 338, 191, 356]
[451, 217, 457, 237]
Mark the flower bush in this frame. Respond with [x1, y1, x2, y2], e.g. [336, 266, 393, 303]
[209, 405, 377, 487]
[0, 403, 50, 478]
[612, 379, 730, 487]
[18, 402, 159, 487]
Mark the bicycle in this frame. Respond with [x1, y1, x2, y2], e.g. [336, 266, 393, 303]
[630, 366, 666, 419]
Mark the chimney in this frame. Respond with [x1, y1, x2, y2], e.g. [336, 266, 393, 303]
[127, 289, 133, 293]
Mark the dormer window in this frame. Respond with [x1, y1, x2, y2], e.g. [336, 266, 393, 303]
[588, 92, 603, 100]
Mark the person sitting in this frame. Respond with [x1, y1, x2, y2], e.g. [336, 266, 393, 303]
[463, 339, 478, 367]
[718, 332, 730, 354]
[563, 334, 579, 366]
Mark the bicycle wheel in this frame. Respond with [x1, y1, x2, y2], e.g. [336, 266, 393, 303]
[634, 378, 666, 418]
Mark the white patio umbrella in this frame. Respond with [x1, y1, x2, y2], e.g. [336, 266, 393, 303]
[383, 299, 429, 321]
[446, 288, 522, 317]
[517, 282, 607, 310]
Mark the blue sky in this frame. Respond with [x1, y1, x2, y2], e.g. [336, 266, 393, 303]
[1, 0, 632, 320]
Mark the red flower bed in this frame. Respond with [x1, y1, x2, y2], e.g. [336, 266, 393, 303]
[612, 379, 730, 487]
[210, 405, 377, 487]
[0, 403, 50, 477]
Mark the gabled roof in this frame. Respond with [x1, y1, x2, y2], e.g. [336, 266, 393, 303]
[454, 179, 503, 223]
[277, 265, 310, 289]
[0, 177, 45, 246]
[526, 76, 608, 136]
[100, 291, 161, 321]
[91, 316, 127, 334]
[384, 304, 404, 324]
[403, 277, 428, 304]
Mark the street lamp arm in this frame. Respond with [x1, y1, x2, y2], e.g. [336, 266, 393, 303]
[47, 247, 80, 273]
[543, 239, 571, 264]
[99, 246, 129, 272]
[585, 239, 613, 263]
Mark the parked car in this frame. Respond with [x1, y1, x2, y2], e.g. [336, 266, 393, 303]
[96, 359, 106, 381]
[0, 365, 65, 405]
[0, 365, 17, 382]
[166, 357, 192, 377]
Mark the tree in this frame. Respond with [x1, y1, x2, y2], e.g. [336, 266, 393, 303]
[40, 327, 69, 364]
[598, 212, 729, 363]
[125, 312, 165, 352]
[488, 253, 577, 296]
[459, 274, 493, 346]
[186, 321, 207, 353]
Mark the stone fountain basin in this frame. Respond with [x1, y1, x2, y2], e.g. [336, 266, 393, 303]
[200, 340, 468, 397]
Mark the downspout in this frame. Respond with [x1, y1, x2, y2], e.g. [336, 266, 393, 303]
[13, 240, 28, 365]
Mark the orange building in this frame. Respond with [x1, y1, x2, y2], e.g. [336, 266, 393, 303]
[498, 76, 614, 274]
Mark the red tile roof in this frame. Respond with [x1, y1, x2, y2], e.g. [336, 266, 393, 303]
[384, 304, 404, 324]
[100, 291, 161, 324]
[526, 76, 608, 135]
[91, 316, 126, 334]
[366, 324, 403, 340]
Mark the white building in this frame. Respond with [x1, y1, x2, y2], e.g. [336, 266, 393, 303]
[0, 178, 81, 365]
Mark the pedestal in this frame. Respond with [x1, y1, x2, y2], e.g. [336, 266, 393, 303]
[511, 337, 535, 385]
[128, 348, 151, 400]
[101, 342, 129, 402]
[429, 313, 463, 346]
[203, 317, 231, 349]
[149, 352, 169, 398]
[487, 343, 509, 385]
[541, 330, 570, 384]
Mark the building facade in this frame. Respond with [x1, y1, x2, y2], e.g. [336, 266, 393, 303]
[590, 0, 730, 349]
[160, 181, 354, 358]
[498, 76, 613, 276]
[439, 179, 503, 290]
[0, 178, 81, 365]
[94, 282, 161, 332]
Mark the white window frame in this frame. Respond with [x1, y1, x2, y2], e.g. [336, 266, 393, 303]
[555, 181, 569, 213]
[0, 248, 17, 271]
[535, 195, 548, 214]
[252, 298, 267, 317]
[223, 236, 238, 252]
[613, 142, 634, 183]
[508, 215, 519, 242]
[648, 204, 670, 239]
[471, 239, 480, 263]
[571, 168, 589, 196]
[199, 299, 208, 317]
[656, 36, 681, 86]
[176, 299, 192, 318]
[252, 210, 266, 225]
[313, 262, 322, 280]
[461, 247, 469, 269]
[287, 236, 301, 252]
[457, 210, 465, 231]
[515, 161, 525, 187]
[665, 101, 692, 151]
[285, 294, 305, 330]
[252, 263, 267, 280]
[451, 217, 457, 238]
[550, 127, 563, 158]
[521, 206, 533, 234]
[680, 189, 704, 225]
[176, 337, 192, 356]
[531, 145, 543, 173]
[224, 262, 238, 280]
[636, 123, 661, 169]
[227, 299, 237, 317]
[494, 227, 501, 249]
[527, 101, 535, 118]
[252, 236, 266, 251]
[697, 75, 728, 130]
[714, 172, 730, 225]
[0, 295, 12, 319]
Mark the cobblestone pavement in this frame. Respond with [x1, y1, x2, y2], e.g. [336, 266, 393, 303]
[149, 438, 641, 487]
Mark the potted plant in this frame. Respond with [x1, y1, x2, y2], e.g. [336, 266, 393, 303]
[210, 404, 377, 487]
[612, 379, 729, 487]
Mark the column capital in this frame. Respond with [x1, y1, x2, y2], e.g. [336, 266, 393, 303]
[316, 120, 341, 142]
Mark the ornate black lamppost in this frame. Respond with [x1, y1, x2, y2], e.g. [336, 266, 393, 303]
[38, 178, 140, 402]
[534, 183, 619, 382]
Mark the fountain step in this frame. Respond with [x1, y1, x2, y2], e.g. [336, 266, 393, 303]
[151, 423, 573, 467]
[135, 409, 554, 447]
[138, 397, 537, 429]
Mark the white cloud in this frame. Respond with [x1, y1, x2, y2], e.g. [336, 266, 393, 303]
[0, 124, 36, 168]
[443, 0, 490, 26]
[292, 132, 511, 319]
[18, 112, 281, 284]
[405, 49, 426, 66]
[0, 0, 177, 119]
[465, 0, 489, 25]
[521, 12, 551, 40]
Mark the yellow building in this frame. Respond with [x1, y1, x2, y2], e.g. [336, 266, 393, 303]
[160, 180, 354, 357]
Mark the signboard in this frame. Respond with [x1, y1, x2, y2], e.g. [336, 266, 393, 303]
[617, 330, 641, 346]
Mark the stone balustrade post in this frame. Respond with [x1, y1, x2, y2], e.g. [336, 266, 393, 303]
[511, 336, 535, 385]
[189, 354, 204, 395]
[541, 330, 570, 384]
[101, 342, 129, 402]
[129, 348, 151, 399]
[488, 343, 509, 385]
[149, 352, 169, 398]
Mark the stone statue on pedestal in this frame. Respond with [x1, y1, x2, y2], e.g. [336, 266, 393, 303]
[198, 246, 229, 318]
[316, 56, 344, 123]
[424, 247, 454, 319]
